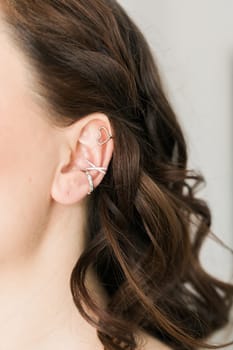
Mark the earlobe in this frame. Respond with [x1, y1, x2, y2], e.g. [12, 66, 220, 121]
[50, 116, 114, 205]
[50, 161, 89, 205]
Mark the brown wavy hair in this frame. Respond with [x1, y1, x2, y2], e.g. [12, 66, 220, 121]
[1, 1, 233, 349]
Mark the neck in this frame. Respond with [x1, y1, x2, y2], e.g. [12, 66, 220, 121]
[0, 201, 106, 350]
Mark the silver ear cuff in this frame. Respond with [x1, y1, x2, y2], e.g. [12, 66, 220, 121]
[97, 126, 113, 145]
[86, 170, 94, 195]
[83, 126, 113, 195]
[84, 160, 107, 195]
[85, 159, 107, 174]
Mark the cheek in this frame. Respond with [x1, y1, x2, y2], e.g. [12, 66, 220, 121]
[0, 106, 56, 264]
[0, 29, 59, 264]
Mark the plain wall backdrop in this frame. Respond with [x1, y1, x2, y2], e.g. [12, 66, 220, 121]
[119, 0, 233, 345]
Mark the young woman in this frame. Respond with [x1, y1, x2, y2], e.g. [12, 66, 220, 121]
[0, 1, 232, 349]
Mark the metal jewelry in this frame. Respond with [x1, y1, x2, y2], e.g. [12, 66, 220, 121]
[86, 170, 94, 195]
[85, 159, 107, 174]
[84, 159, 107, 195]
[97, 126, 113, 145]
[84, 126, 113, 195]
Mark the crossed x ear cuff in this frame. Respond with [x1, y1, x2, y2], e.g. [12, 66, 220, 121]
[82, 126, 113, 195]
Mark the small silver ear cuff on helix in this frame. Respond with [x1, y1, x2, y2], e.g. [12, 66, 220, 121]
[97, 126, 113, 146]
[83, 126, 113, 195]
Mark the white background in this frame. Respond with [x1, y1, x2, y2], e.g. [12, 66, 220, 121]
[119, 0, 233, 345]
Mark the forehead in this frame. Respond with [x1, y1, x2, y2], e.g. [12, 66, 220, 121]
[0, 16, 38, 124]
[0, 12, 38, 100]
[0, 23, 27, 93]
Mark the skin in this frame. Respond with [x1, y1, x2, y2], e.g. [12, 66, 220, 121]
[0, 13, 171, 350]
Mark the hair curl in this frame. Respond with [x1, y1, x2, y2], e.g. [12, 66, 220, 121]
[2, 1, 233, 349]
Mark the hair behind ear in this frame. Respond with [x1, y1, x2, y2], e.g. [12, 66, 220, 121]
[3, 1, 233, 350]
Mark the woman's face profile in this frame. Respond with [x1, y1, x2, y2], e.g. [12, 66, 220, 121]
[0, 18, 61, 263]
[0, 1, 232, 350]
[0, 15, 108, 349]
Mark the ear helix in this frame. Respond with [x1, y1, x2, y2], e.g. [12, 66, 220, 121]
[81, 126, 113, 195]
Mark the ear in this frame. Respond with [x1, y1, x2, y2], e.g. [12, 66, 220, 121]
[51, 113, 114, 205]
